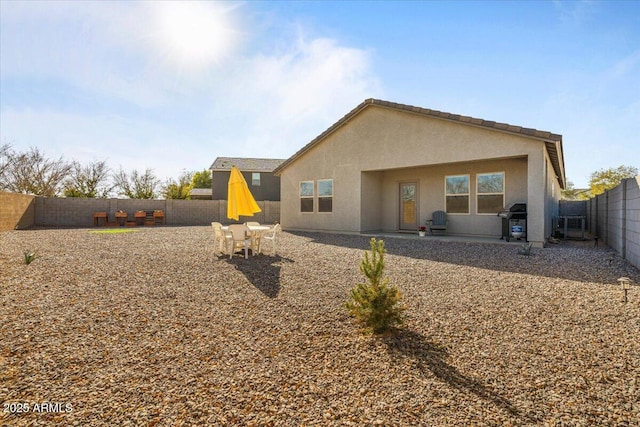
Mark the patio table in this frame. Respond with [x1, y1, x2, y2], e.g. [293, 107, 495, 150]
[221, 225, 271, 255]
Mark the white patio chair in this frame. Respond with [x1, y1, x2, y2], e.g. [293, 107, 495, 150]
[227, 224, 252, 259]
[245, 221, 261, 252]
[211, 222, 229, 256]
[258, 223, 281, 256]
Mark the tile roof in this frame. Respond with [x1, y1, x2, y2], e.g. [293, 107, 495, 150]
[273, 98, 565, 187]
[210, 157, 286, 172]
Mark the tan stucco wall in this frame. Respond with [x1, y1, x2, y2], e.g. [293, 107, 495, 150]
[543, 147, 562, 239]
[361, 171, 383, 231]
[280, 105, 551, 245]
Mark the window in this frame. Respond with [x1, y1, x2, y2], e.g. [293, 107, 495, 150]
[445, 175, 469, 214]
[317, 179, 333, 213]
[252, 173, 261, 186]
[477, 172, 504, 214]
[300, 181, 314, 212]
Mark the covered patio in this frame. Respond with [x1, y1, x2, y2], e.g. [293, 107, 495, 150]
[361, 231, 529, 246]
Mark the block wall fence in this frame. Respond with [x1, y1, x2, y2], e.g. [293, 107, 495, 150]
[586, 176, 640, 270]
[0, 194, 280, 231]
[2, 181, 639, 271]
[0, 191, 36, 231]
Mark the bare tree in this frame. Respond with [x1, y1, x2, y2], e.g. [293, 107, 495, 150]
[113, 167, 160, 199]
[63, 160, 112, 198]
[2, 147, 71, 196]
[0, 143, 14, 189]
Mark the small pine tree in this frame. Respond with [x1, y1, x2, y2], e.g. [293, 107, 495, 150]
[345, 238, 405, 334]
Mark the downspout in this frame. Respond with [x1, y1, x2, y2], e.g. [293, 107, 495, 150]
[621, 179, 627, 260]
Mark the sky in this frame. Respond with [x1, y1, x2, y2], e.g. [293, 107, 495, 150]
[1, 0, 638, 189]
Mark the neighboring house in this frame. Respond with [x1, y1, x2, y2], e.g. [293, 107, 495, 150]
[210, 157, 286, 201]
[189, 188, 213, 200]
[273, 99, 566, 247]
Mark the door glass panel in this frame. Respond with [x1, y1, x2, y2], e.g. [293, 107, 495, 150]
[400, 183, 417, 229]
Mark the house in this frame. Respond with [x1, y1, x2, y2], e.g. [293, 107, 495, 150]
[189, 188, 213, 200]
[210, 157, 286, 201]
[273, 99, 566, 247]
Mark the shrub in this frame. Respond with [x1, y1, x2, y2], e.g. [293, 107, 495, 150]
[517, 242, 533, 256]
[345, 238, 405, 334]
[23, 249, 39, 265]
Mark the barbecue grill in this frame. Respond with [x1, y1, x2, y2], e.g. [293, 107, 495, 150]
[497, 203, 527, 242]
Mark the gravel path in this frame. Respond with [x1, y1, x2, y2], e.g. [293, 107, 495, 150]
[1, 226, 639, 426]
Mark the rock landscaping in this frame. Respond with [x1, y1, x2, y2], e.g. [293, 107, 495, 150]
[1, 226, 639, 426]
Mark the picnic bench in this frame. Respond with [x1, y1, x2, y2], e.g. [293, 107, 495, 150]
[93, 210, 165, 227]
[93, 212, 108, 226]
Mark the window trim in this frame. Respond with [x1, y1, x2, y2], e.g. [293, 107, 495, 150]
[476, 171, 505, 215]
[317, 179, 333, 213]
[299, 180, 314, 213]
[444, 174, 470, 215]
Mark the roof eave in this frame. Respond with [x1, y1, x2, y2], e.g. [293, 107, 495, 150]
[273, 98, 565, 178]
[273, 99, 374, 175]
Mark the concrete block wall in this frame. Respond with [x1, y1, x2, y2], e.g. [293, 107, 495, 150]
[596, 192, 608, 243]
[585, 177, 640, 270]
[0, 191, 36, 231]
[35, 197, 110, 227]
[559, 200, 587, 217]
[607, 184, 624, 255]
[25, 197, 280, 228]
[623, 178, 640, 270]
[169, 199, 221, 225]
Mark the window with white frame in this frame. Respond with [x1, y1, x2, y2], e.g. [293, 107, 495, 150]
[445, 175, 469, 214]
[300, 181, 314, 212]
[317, 179, 333, 213]
[476, 172, 504, 214]
[252, 172, 261, 186]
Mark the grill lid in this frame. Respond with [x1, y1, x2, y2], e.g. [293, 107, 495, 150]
[497, 203, 526, 218]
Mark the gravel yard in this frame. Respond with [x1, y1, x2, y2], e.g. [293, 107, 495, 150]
[1, 226, 639, 426]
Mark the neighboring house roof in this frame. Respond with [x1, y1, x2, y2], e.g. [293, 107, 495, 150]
[190, 188, 212, 196]
[273, 98, 565, 188]
[210, 157, 286, 172]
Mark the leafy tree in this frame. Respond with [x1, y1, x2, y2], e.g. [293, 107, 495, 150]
[560, 181, 590, 201]
[345, 238, 405, 334]
[112, 167, 160, 199]
[191, 169, 212, 188]
[1, 147, 71, 196]
[63, 160, 112, 198]
[589, 165, 638, 196]
[163, 170, 193, 199]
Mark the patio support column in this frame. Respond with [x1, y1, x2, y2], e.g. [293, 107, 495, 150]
[360, 171, 383, 232]
[527, 153, 546, 247]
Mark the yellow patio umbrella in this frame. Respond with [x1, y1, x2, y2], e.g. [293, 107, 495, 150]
[227, 165, 262, 221]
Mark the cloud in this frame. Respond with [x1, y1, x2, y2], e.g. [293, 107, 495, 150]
[0, 1, 247, 107]
[552, 0, 599, 25]
[608, 50, 640, 79]
[1, 1, 381, 179]
[213, 36, 381, 157]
